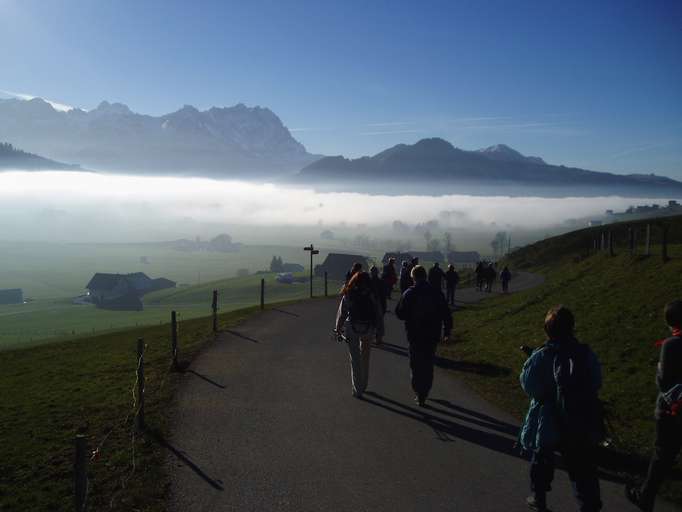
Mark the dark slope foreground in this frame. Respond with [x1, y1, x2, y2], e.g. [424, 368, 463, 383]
[444, 214, 682, 503]
[168, 285, 677, 511]
[296, 137, 682, 198]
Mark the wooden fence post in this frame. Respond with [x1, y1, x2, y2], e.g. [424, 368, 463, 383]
[645, 224, 651, 256]
[260, 278, 265, 310]
[324, 271, 328, 297]
[608, 231, 614, 257]
[662, 223, 670, 262]
[74, 435, 87, 512]
[171, 311, 178, 370]
[135, 338, 145, 432]
[600, 232, 605, 251]
[211, 290, 218, 332]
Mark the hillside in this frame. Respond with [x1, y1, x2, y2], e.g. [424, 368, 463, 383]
[0, 98, 316, 176]
[297, 138, 682, 198]
[0, 142, 79, 171]
[444, 214, 682, 500]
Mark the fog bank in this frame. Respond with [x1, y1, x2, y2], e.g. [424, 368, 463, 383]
[0, 171, 665, 243]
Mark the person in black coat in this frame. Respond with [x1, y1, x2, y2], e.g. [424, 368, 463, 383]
[395, 265, 453, 406]
[627, 300, 682, 512]
[427, 262, 446, 295]
[445, 264, 460, 307]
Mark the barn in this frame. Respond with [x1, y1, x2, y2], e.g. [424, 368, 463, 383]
[86, 272, 176, 310]
[447, 251, 481, 268]
[314, 253, 370, 280]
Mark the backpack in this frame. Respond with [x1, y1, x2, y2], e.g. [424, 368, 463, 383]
[551, 342, 606, 443]
[348, 289, 376, 331]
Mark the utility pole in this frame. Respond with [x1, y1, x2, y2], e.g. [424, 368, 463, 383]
[303, 244, 320, 298]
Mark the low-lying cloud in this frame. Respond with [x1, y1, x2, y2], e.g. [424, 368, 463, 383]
[0, 170, 665, 243]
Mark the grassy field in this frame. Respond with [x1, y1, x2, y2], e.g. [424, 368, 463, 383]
[0, 304, 268, 512]
[442, 215, 682, 501]
[0, 241, 360, 349]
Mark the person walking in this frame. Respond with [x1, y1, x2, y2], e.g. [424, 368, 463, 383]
[485, 263, 497, 293]
[335, 272, 382, 399]
[519, 306, 603, 512]
[369, 265, 387, 344]
[395, 265, 452, 407]
[399, 260, 411, 294]
[382, 257, 397, 300]
[445, 264, 460, 307]
[626, 300, 682, 512]
[345, 262, 363, 284]
[475, 261, 484, 291]
[500, 266, 512, 293]
[427, 261, 446, 296]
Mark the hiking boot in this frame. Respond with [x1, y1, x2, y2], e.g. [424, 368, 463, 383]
[526, 495, 548, 511]
[625, 484, 653, 512]
[414, 395, 426, 407]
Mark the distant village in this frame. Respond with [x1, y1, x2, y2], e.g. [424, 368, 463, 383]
[587, 200, 681, 227]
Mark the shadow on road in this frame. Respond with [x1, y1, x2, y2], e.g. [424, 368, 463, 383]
[224, 329, 260, 343]
[376, 342, 511, 377]
[271, 308, 300, 317]
[362, 391, 521, 457]
[148, 429, 224, 491]
[185, 369, 226, 389]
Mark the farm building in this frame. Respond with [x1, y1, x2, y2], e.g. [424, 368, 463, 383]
[381, 252, 412, 264]
[447, 251, 481, 268]
[315, 253, 370, 280]
[86, 272, 176, 310]
[410, 251, 445, 262]
[0, 288, 23, 305]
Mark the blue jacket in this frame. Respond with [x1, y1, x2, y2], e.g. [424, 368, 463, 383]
[519, 338, 602, 451]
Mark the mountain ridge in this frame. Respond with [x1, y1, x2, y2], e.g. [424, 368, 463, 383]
[296, 137, 682, 198]
[0, 97, 315, 176]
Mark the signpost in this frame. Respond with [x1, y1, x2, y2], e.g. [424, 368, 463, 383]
[304, 245, 320, 298]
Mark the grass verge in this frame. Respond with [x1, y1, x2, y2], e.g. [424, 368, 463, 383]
[441, 242, 682, 502]
[0, 305, 263, 511]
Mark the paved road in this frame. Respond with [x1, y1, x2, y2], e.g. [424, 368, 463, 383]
[167, 275, 678, 512]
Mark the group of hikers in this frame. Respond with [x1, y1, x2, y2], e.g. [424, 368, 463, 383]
[333, 257, 682, 512]
[336, 259, 451, 407]
[475, 260, 512, 293]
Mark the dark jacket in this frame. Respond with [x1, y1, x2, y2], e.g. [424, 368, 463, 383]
[395, 281, 452, 344]
[370, 274, 387, 314]
[399, 266, 411, 290]
[428, 266, 446, 290]
[655, 335, 682, 419]
[445, 269, 459, 288]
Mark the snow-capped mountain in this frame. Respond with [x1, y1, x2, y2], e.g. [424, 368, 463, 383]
[0, 97, 315, 176]
[476, 144, 546, 165]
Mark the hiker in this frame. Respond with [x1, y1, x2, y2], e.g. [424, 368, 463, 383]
[382, 257, 398, 300]
[407, 257, 419, 285]
[427, 261, 446, 295]
[395, 265, 452, 406]
[485, 263, 497, 293]
[399, 260, 411, 294]
[626, 300, 682, 512]
[345, 262, 363, 284]
[519, 305, 603, 512]
[335, 271, 382, 398]
[445, 264, 460, 307]
[500, 266, 512, 293]
[475, 261, 484, 291]
[369, 265, 387, 344]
